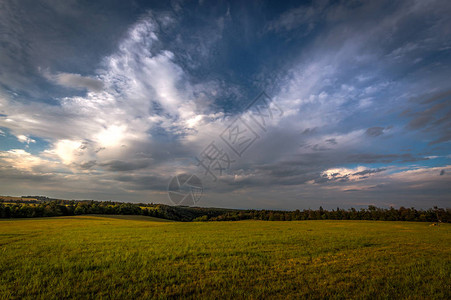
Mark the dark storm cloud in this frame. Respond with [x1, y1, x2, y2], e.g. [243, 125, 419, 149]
[0, 168, 56, 182]
[227, 152, 336, 188]
[78, 160, 97, 170]
[403, 89, 451, 145]
[98, 160, 151, 172]
[301, 128, 317, 135]
[325, 138, 337, 145]
[113, 174, 169, 191]
[219, 148, 426, 190]
[407, 102, 447, 130]
[366, 127, 385, 137]
[352, 168, 386, 176]
[255, 152, 422, 181]
[346, 153, 427, 164]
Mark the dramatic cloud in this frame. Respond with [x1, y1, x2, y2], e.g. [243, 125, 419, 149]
[0, 0, 450, 209]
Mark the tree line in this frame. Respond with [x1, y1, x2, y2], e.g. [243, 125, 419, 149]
[0, 199, 449, 223]
[196, 205, 450, 223]
[0, 201, 141, 218]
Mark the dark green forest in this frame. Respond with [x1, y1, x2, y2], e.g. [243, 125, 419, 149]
[0, 196, 449, 223]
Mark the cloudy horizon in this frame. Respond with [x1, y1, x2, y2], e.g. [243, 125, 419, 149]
[0, 0, 450, 210]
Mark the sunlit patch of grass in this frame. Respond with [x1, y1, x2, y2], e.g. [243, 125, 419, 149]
[0, 216, 449, 299]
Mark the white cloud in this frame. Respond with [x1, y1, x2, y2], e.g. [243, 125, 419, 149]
[0, 13, 224, 174]
[50, 139, 84, 165]
[16, 134, 35, 144]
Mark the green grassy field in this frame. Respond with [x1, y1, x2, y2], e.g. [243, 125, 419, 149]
[0, 215, 449, 299]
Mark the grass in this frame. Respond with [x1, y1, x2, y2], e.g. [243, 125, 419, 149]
[0, 215, 449, 299]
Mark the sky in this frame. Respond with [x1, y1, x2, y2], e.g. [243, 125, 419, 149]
[0, 0, 450, 210]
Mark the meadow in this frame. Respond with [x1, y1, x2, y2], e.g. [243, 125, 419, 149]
[0, 215, 449, 299]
